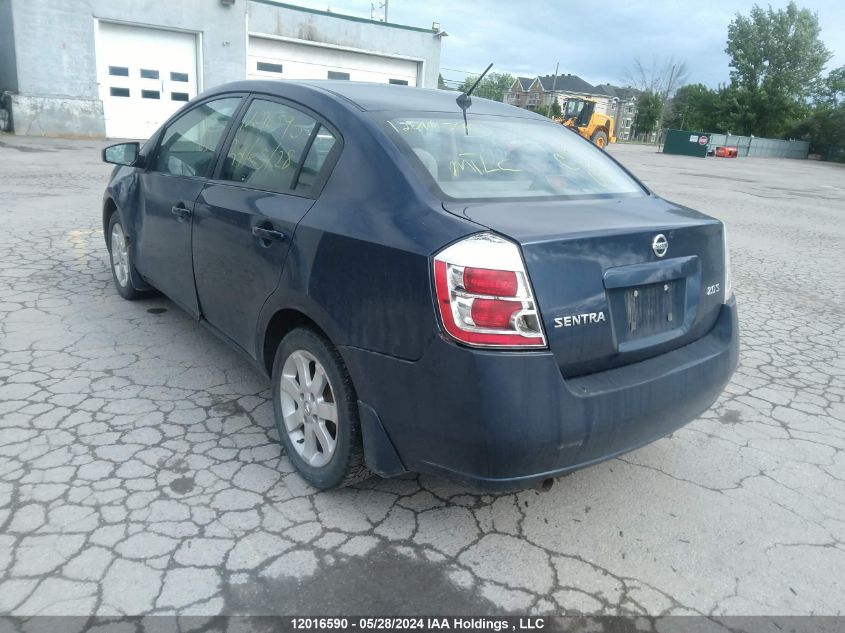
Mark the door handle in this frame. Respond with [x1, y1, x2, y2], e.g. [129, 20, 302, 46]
[252, 226, 287, 242]
[171, 205, 192, 221]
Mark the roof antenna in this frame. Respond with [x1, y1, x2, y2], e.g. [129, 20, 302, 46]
[456, 62, 493, 135]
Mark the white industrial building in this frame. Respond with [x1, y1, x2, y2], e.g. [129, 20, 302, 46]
[0, 0, 444, 138]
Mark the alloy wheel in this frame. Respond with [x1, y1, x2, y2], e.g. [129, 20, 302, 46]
[110, 223, 130, 287]
[279, 349, 339, 468]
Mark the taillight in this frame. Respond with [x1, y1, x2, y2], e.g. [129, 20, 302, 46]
[463, 268, 518, 296]
[432, 233, 547, 349]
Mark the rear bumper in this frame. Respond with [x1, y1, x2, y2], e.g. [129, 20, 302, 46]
[341, 297, 738, 491]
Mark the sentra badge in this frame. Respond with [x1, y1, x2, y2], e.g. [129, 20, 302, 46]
[554, 312, 606, 328]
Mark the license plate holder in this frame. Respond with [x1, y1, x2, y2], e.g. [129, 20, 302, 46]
[624, 279, 683, 339]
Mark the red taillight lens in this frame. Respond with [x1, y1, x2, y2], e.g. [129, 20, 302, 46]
[432, 234, 547, 349]
[463, 267, 518, 297]
[470, 299, 521, 328]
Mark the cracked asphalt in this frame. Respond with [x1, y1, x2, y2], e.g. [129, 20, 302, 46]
[0, 136, 843, 617]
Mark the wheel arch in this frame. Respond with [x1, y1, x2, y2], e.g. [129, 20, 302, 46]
[103, 197, 118, 245]
[261, 308, 333, 376]
[261, 305, 407, 480]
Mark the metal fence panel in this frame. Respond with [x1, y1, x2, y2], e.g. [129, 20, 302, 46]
[706, 134, 809, 159]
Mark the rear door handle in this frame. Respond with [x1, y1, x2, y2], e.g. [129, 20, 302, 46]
[171, 205, 192, 221]
[252, 226, 287, 242]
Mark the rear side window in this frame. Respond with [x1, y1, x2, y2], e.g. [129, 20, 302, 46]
[220, 99, 319, 192]
[151, 97, 241, 177]
[296, 127, 337, 191]
[384, 114, 644, 201]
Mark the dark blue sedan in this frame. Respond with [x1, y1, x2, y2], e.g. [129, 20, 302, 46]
[101, 80, 738, 490]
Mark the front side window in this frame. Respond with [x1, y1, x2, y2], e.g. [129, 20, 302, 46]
[151, 97, 241, 177]
[384, 114, 644, 201]
[220, 99, 319, 192]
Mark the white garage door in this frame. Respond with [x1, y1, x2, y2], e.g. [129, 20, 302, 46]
[248, 37, 419, 86]
[97, 22, 198, 139]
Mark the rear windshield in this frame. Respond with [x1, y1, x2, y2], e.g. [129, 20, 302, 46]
[383, 113, 645, 201]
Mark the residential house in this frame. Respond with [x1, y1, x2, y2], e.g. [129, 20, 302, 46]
[504, 77, 537, 108]
[594, 84, 640, 141]
[504, 72, 641, 140]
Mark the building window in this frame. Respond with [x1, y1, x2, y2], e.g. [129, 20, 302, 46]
[327, 71, 350, 80]
[140, 69, 159, 79]
[110, 87, 130, 97]
[170, 72, 189, 82]
[256, 61, 283, 74]
[141, 90, 160, 99]
[109, 66, 129, 77]
[171, 92, 190, 102]
[389, 79, 408, 85]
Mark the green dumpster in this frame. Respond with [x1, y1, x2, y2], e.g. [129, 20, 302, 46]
[662, 129, 709, 157]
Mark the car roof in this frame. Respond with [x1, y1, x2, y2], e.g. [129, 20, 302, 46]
[210, 79, 547, 118]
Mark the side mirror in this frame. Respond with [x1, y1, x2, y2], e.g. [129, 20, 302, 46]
[102, 142, 141, 166]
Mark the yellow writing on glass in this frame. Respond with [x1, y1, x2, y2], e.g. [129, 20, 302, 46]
[227, 107, 316, 177]
[230, 145, 296, 174]
[242, 109, 309, 140]
[449, 152, 521, 178]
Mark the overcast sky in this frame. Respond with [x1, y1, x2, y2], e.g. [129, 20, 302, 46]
[291, 0, 845, 90]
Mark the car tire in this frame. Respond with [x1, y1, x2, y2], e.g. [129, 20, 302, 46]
[272, 327, 370, 489]
[107, 213, 145, 300]
[591, 129, 609, 149]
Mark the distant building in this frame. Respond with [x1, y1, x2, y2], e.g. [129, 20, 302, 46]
[505, 77, 538, 108]
[0, 0, 443, 138]
[503, 73, 641, 140]
[593, 84, 640, 141]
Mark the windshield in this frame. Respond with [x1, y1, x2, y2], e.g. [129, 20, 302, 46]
[563, 100, 584, 118]
[383, 113, 644, 201]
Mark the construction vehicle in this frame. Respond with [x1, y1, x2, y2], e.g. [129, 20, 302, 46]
[557, 98, 616, 148]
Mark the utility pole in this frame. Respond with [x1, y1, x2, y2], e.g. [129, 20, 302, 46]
[370, 1, 388, 21]
[546, 62, 559, 118]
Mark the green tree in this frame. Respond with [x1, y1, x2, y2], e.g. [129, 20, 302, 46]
[665, 84, 721, 131]
[633, 91, 662, 138]
[725, 2, 831, 136]
[789, 104, 845, 160]
[819, 65, 845, 106]
[791, 65, 845, 160]
[543, 100, 562, 118]
[456, 72, 516, 102]
[664, 83, 757, 134]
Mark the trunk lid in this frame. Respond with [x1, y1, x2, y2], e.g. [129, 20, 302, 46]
[444, 196, 726, 377]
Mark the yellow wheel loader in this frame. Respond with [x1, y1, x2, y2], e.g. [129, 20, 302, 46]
[559, 98, 616, 148]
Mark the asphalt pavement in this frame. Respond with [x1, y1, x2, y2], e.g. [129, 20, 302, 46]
[0, 136, 843, 616]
